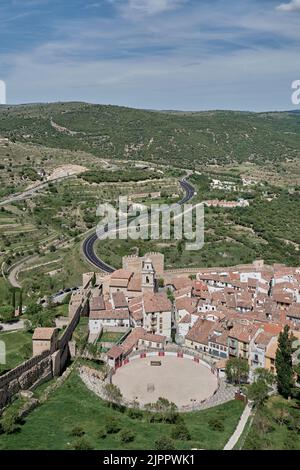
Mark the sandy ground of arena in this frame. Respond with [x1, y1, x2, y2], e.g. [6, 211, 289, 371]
[112, 356, 218, 407]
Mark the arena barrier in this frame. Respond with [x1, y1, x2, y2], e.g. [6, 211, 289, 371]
[119, 349, 219, 377]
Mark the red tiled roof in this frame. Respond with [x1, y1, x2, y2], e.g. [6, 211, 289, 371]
[90, 308, 129, 320]
[32, 327, 57, 340]
[143, 292, 172, 314]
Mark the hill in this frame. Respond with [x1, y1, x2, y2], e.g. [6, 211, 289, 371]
[0, 103, 300, 167]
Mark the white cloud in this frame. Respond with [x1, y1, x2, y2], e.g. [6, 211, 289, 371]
[112, 0, 186, 17]
[276, 0, 300, 12]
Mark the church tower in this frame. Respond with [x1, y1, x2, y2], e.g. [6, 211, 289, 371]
[141, 257, 156, 293]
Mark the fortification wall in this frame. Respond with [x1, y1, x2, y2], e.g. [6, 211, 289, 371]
[0, 290, 88, 410]
[0, 351, 51, 409]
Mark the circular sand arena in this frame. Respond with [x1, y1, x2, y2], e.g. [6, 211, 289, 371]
[112, 355, 218, 408]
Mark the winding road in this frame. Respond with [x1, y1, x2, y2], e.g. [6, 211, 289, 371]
[82, 176, 196, 273]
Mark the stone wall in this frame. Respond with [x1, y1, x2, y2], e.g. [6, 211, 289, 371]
[0, 351, 51, 409]
[0, 289, 89, 410]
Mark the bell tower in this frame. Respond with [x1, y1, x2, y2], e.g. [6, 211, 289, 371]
[142, 257, 156, 293]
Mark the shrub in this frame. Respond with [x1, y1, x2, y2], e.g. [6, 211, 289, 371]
[0, 409, 20, 434]
[119, 429, 135, 443]
[97, 427, 107, 439]
[105, 418, 121, 434]
[155, 436, 175, 450]
[70, 426, 85, 437]
[208, 418, 225, 432]
[127, 408, 143, 420]
[72, 437, 93, 450]
[171, 424, 191, 441]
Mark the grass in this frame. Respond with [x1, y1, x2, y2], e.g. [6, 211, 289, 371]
[0, 277, 12, 307]
[0, 330, 32, 374]
[99, 331, 125, 343]
[53, 303, 69, 317]
[0, 371, 244, 450]
[242, 395, 300, 450]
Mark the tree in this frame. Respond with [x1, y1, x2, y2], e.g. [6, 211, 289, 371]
[0, 305, 14, 322]
[247, 380, 269, 407]
[253, 368, 274, 386]
[275, 325, 293, 398]
[91, 272, 96, 287]
[247, 368, 274, 407]
[19, 289, 23, 316]
[225, 357, 249, 385]
[171, 424, 191, 441]
[153, 397, 178, 423]
[103, 383, 123, 407]
[154, 436, 175, 450]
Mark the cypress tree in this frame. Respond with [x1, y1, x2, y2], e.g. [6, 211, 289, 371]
[18, 289, 23, 316]
[11, 288, 16, 311]
[275, 325, 293, 398]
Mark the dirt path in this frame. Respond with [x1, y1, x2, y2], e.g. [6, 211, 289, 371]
[223, 403, 253, 450]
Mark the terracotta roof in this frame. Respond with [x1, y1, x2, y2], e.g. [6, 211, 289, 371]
[272, 292, 293, 305]
[90, 296, 106, 311]
[255, 331, 275, 348]
[90, 308, 129, 320]
[127, 274, 142, 292]
[178, 313, 191, 324]
[112, 292, 128, 309]
[128, 296, 144, 322]
[228, 324, 260, 343]
[266, 337, 278, 360]
[110, 269, 133, 280]
[143, 292, 172, 314]
[175, 297, 197, 315]
[185, 319, 216, 345]
[287, 304, 300, 319]
[32, 327, 57, 340]
[107, 345, 124, 359]
[140, 331, 166, 343]
[168, 277, 192, 290]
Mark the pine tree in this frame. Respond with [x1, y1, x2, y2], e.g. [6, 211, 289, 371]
[275, 325, 293, 398]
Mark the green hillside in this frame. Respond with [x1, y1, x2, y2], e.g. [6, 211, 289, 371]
[0, 103, 300, 167]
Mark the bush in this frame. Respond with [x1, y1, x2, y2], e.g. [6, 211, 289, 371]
[97, 427, 107, 439]
[105, 418, 121, 434]
[208, 418, 225, 432]
[171, 424, 191, 441]
[70, 426, 85, 437]
[127, 408, 143, 420]
[119, 429, 135, 443]
[0, 409, 20, 435]
[154, 436, 175, 450]
[72, 437, 93, 450]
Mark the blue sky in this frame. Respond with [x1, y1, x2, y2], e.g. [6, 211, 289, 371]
[0, 0, 300, 110]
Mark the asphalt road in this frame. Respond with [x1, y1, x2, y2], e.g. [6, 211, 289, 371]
[82, 176, 195, 273]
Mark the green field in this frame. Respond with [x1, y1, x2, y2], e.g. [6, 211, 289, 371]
[0, 330, 32, 375]
[0, 371, 244, 450]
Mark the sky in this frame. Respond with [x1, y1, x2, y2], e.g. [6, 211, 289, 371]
[0, 0, 300, 110]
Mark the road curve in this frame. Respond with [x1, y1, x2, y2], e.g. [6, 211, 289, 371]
[82, 176, 195, 273]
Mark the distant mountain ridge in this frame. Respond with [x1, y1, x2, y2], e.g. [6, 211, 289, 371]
[0, 102, 299, 166]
